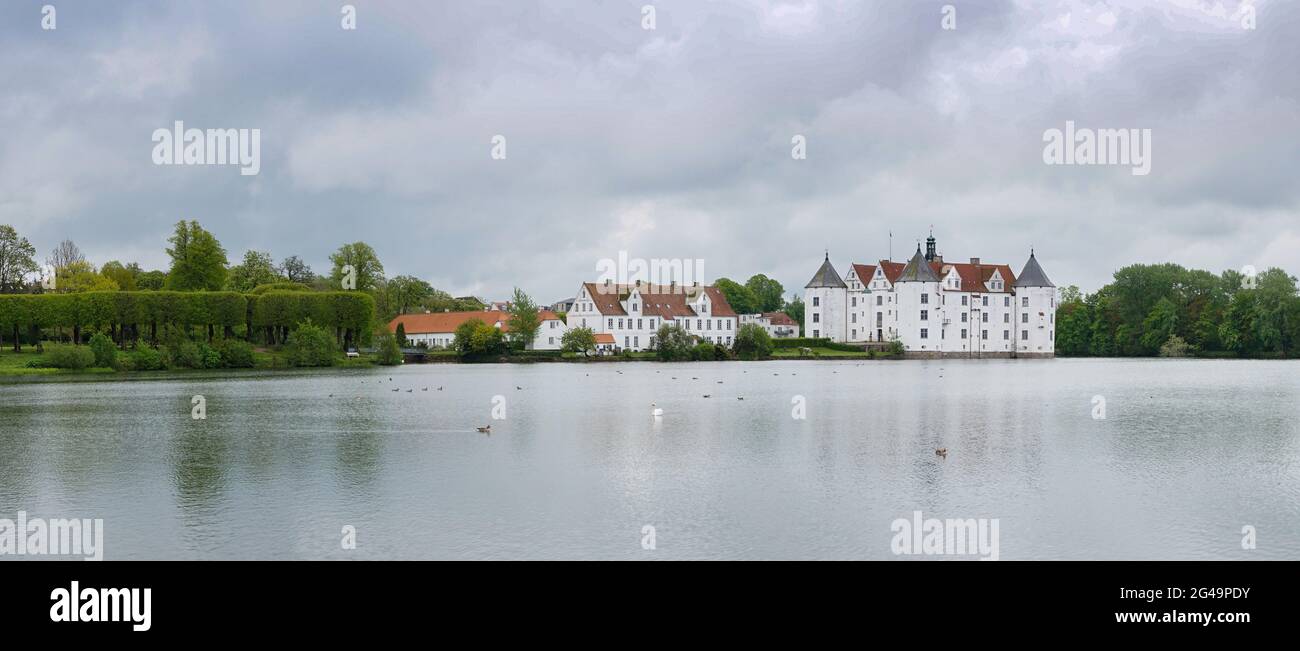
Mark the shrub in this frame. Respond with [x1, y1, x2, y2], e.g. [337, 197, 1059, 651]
[733, 323, 774, 360]
[214, 338, 255, 368]
[452, 319, 506, 358]
[88, 332, 117, 368]
[1159, 334, 1190, 358]
[375, 333, 403, 366]
[654, 324, 695, 361]
[128, 346, 165, 371]
[561, 326, 597, 356]
[284, 319, 336, 367]
[885, 337, 905, 356]
[45, 344, 95, 370]
[690, 341, 715, 361]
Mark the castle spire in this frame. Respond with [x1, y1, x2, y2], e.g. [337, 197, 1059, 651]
[925, 229, 937, 262]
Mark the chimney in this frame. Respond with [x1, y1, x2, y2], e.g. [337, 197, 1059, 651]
[970, 257, 980, 265]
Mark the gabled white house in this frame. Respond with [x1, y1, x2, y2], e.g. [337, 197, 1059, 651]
[565, 280, 739, 352]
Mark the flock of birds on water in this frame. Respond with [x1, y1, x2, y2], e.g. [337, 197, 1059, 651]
[344, 365, 953, 458]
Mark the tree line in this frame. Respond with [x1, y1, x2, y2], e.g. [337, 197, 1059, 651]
[0, 290, 374, 352]
[1055, 263, 1300, 358]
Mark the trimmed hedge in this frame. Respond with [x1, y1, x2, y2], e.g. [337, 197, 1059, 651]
[0, 291, 373, 350]
[772, 337, 832, 349]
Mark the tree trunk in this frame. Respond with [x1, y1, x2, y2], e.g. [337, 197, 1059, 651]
[72, 324, 80, 345]
[11, 325, 19, 352]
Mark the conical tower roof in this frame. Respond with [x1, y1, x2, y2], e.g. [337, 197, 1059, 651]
[805, 253, 847, 289]
[895, 245, 940, 283]
[1014, 250, 1054, 288]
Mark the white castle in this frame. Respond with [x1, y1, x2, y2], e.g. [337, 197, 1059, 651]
[803, 233, 1056, 358]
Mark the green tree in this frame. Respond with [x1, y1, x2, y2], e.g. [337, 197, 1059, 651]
[745, 274, 785, 312]
[452, 318, 505, 357]
[164, 220, 228, 291]
[280, 255, 314, 283]
[0, 224, 39, 293]
[733, 322, 774, 360]
[782, 295, 805, 334]
[329, 242, 384, 292]
[226, 250, 282, 293]
[100, 261, 138, 291]
[375, 333, 403, 365]
[506, 287, 541, 350]
[136, 270, 167, 290]
[284, 319, 336, 367]
[57, 261, 120, 293]
[713, 277, 758, 314]
[561, 326, 597, 356]
[88, 332, 117, 367]
[395, 322, 407, 346]
[654, 323, 695, 361]
[386, 275, 434, 316]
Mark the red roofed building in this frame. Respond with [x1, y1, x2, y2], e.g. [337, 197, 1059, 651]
[388, 308, 568, 350]
[739, 311, 800, 339]
[565, 280, 739, 352]
[804, 231, 1056, 357]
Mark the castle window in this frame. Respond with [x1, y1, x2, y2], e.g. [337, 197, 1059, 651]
[982, 296, 988, 307]
[1022, 313, 1029, 324]
[961, 329, 967, 339]
[1022, 297, 1030, 307]
[876, 295, 882, 306]
[1004, 297, 1010, 307]
[1004, 313, 1010, 323]
[961, 313, 967, 323]
[813, 313, 820, 323]
[982, 313, 988, 323]
[852, 297, 857, 307]
[1021, 330, 1028, 340]
[920, 329, 928, 339]
[1003, 330, 1009, 340]
[921, 294, 929, 305]
[982, 330, 988, 340]
[812, 297, 820, 307]
[961, 295, 968, 306]
[920, 310, 928, 321]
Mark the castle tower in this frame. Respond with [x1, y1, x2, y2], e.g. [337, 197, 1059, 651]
[804, 252, 848, 342]
[893, 244, 942, 354]
[1013, 249, 1056, 357]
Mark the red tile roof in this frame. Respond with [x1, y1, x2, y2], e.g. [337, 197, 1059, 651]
[763, 312, 797, 326]
[389, 310, 561, 335]
[593, 333, 616, 344]
[581, 282, 736, 319]
[864, 259, 1015, 293]
[850, 263, 876, 287]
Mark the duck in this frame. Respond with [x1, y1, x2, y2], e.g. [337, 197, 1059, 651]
[438, 386, 443, 391]
[476, 425, 492, 433]
[405, 389, 413, 393]
[935, 448, 948, 458]
[702, 394, 711, 399]
[651, 403, 664, 417]
[736, 397, 744, 401]
[422, 387, 428, 391]
[516, 386, 523, 390]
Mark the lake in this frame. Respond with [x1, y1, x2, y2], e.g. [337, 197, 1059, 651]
[1, 358, 1297, 560]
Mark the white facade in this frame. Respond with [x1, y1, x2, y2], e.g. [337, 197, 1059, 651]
[802, 237, 1055, 357]
[566, 281, 738, 352]
[740, 313, 799, 339]
[391, 311, 569, 351]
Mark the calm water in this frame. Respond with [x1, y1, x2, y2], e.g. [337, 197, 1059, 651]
[1, 358, 1297, 560]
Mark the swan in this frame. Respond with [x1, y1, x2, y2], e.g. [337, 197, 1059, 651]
[651, 403, 664, 418]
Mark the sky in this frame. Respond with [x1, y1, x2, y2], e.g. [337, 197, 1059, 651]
[1, 0, 1296, 302]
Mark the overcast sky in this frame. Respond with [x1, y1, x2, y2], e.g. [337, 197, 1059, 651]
[2, 0, 1296, 301]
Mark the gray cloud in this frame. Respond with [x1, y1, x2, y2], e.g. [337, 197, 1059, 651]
[1, 0, 1295, 302]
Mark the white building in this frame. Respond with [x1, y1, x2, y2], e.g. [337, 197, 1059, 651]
[388, 309, 569, 350]
[803, 233, 1056, 358]
[565, 280, 738, 352]
[739, 312, 800, 339]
